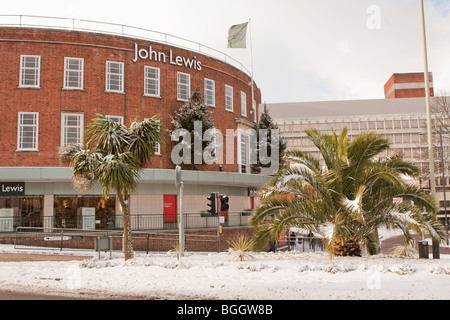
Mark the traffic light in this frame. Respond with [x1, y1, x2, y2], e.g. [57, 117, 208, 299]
[207, 193, 216, 215]
[220, 195, 229, 212]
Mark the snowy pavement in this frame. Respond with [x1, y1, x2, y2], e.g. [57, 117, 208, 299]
[0, 242, 449, 300]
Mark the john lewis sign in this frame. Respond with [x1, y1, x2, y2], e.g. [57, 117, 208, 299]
[132, 43, 202, 71]
[0, 182, 25, 197]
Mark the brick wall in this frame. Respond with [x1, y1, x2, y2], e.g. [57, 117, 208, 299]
[384, 72, 433, 99]
[4, 226, 258, 253]
[0, 28, 261, 172]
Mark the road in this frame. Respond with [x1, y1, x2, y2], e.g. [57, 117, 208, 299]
[0, 290, 88, 300]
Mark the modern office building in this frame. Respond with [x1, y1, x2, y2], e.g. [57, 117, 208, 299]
[0, 17, 268, 232]
[267, 73, 449, 222]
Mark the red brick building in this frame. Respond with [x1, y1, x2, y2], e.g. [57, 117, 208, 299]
[0, 25, 267, 232]
[384, 72, 433, 99]
[0, 27, 261, 171]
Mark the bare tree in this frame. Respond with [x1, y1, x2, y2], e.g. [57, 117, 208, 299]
[431, 92, 450, 134]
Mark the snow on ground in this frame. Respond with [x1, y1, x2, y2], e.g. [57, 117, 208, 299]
[0, 242, 449, 300]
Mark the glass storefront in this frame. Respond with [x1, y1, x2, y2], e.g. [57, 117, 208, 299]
[0, 196, 43, 231]
[54, 196, 116, 230]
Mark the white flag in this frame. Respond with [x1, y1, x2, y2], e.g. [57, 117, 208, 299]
[228, 22, 248, 48]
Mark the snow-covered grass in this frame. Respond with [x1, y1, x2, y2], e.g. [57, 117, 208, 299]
[0, 243, 449, 300]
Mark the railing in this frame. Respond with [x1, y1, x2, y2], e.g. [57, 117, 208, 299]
[280, 234, 325, 253]
[0, 211, 252, 233]
[0, 14, 251, 76]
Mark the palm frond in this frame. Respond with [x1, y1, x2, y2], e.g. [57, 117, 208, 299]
[85, 114, 131, 154]
[348, 132, 389, 177]
[96, 152, 141, 198]
[129, 115, 163, 165]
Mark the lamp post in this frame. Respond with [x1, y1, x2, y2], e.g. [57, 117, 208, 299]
[420, 0, 439, 259]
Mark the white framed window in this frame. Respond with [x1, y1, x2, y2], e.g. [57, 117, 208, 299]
[61, 112, 84, 146]
[17, 112, 39, 151]
[241, 91, 247, 117]
[106, 61, 124, 93]
[64, 57, 84, 90]
[144, 66, 160, 97]
[19, 55, 41, 88]
[106, 115, 124, 125]
[145, 118, 161, 155]
[225, 85, 233, 112]
[239, 133, 247, 173]
[204, 78, 215, 107]
[177, 72, 190, 101]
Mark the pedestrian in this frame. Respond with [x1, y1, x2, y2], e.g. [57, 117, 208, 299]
[289, 232, 296, 250]
[268, 240, 276, 253]
[307, 231, 314, 249]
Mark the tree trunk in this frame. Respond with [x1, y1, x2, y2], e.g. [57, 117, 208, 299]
[366, 228, 381, 255]
[118, 192, 134, 261]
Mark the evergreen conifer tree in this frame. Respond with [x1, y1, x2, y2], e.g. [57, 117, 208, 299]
[170, 87, 215, 169]
[252, 104, 286, 174]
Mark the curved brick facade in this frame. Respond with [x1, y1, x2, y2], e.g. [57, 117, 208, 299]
[0, 27, 261, 173]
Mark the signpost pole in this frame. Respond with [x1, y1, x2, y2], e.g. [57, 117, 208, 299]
[216, 192, 221, 253]
[175, 166, 185, 257]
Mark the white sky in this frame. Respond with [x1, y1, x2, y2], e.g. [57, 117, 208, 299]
[2, 0, 450, 103]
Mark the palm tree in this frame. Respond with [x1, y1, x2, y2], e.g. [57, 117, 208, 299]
[59, 114, 163, 260]
[251, 128, 447, 256]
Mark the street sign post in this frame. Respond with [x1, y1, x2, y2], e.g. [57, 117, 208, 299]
[175, 166, 185, 257]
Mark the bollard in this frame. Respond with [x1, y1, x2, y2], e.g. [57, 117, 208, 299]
[418, 240, 429, 259]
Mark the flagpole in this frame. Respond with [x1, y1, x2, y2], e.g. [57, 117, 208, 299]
[420, 0, 439, 259]
[249, 19, 256, 123]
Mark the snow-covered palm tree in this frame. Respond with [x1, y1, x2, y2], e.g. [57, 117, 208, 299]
[251, 128, 447, 256]
[59, 114, 163, 261]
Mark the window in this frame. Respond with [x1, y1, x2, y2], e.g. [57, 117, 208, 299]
[241, 91, 247, 117]
[394, 133, 402, 144]
[17, 112, 39, 151]
[152, 120, 161, 155]
[145, 118, 161, 155]
[61, 113, 84, 146]
[225, 85, 233, 112]
[240, 133, 247, 173]
[0, 196, 43, 230]
[106, 61, 124, 93]
[177, 72, 190, 101]
[19, 55, 40, 88]
[204, 78, 215, 106]
[64, 57, 84, 89]
[106, 115, 124, 125]
[54, 196, 116, 229]
[144, 66, 160, 97]
[360, 121, 368, 130]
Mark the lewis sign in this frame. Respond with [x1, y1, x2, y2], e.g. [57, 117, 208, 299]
[0, 182, 25, 196]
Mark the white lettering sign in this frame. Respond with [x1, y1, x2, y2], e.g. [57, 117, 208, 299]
[132, 43, 202, 71]
[0, 182, 25, 196]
